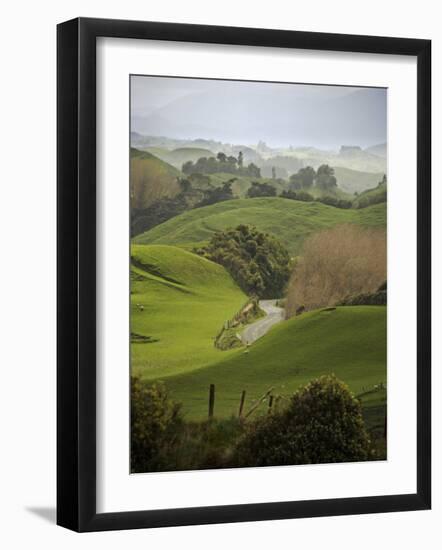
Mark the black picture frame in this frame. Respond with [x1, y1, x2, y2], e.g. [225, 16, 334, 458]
[57, 17, 431, 532]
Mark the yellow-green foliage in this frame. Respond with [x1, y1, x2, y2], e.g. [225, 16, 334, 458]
[285, 225, 387, 316]
[130, 148, 181, 209]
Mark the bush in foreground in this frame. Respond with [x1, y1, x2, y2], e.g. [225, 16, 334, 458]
[233, 375, 371, 467]
[131, 377, 183, 473]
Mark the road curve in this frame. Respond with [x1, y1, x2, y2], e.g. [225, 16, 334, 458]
[241, 299, 284, 345]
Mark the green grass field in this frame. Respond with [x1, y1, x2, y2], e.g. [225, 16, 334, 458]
[134, 197, 386, 255]
[131, 244, 247, 379]
[161, 306, 387, 422]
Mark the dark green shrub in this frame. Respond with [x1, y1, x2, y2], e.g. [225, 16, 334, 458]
[246, 181, 277, 198]
[131, 377, 183, 473]
[338, 290, 387, 306]
[280, 190, 314, 202]
[197, 224, 291, 298]
[316, 195, 353, 209]
[233, 375, 371, 467]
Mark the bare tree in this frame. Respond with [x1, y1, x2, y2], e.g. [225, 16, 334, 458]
[285, 224, 386, 318]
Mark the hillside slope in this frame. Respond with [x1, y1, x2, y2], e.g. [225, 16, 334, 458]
[134, 197, 386, 255]
[334, 166, 384, 195]
[130, 148, 181, 209]
[143, 146, 215, 169]
[353, 181, 387, 209]
[131, 244, 247, 379]
[163, 306, 387, 420]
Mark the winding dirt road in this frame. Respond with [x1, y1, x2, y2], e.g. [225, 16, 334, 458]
[241, 299, 284, 345]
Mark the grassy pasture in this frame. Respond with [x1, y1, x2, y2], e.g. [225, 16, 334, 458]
[134, 197, 386, 255]
[131, 244, 247, 379]
[162, 306, 387, 422]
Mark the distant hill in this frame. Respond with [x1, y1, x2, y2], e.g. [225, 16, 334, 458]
[143, 147, 215, 169]
[334, 147, 386, 173]
[334, 167, 384, 195]
[365, 143, 387, 157]
[259, 155, 303, 178]
[286, 146, 386, 174]
[130, 148, 181, 210]
[134, 197, 386, 255]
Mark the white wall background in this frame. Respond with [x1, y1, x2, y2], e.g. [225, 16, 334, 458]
[0, 0, 439, 547]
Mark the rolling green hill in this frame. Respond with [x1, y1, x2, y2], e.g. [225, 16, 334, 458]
[133, 197, 386, 255]
[130, 148, 181, 209]
[353, 181, 387, 209]
[131, 244, 247, 379]
[334, 166, 384, 195]
[162, 306, 387, 421]
[143, 147, 215, 169]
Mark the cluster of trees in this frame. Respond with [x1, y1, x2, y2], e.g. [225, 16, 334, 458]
[131, 176, 236, 236]
[131, 191, 189, 237]
[285, 225, 387, 317]
[246, 181, 277, 198]
[289, 164, 337, 191]
[196, 181, 235, 207]
[182, 151, 261, 178]
[197, 224, 291, 298]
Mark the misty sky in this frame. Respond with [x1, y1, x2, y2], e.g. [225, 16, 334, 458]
[131, 76, 387, 149]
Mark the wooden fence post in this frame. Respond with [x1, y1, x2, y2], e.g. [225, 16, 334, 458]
[268, 395, 274, 414]
[238, 390, 246, 418]
[274, 395, 281, 413]
[244, 387, 274, 419]
[208, 384, 215, 419]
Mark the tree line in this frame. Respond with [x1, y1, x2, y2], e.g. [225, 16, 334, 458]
[182, 151, 261, 178]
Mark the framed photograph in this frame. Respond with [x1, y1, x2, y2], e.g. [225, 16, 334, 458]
[57, 17, 431, 532]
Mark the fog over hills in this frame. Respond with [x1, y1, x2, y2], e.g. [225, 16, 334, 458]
[131, 76, 386, 150]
